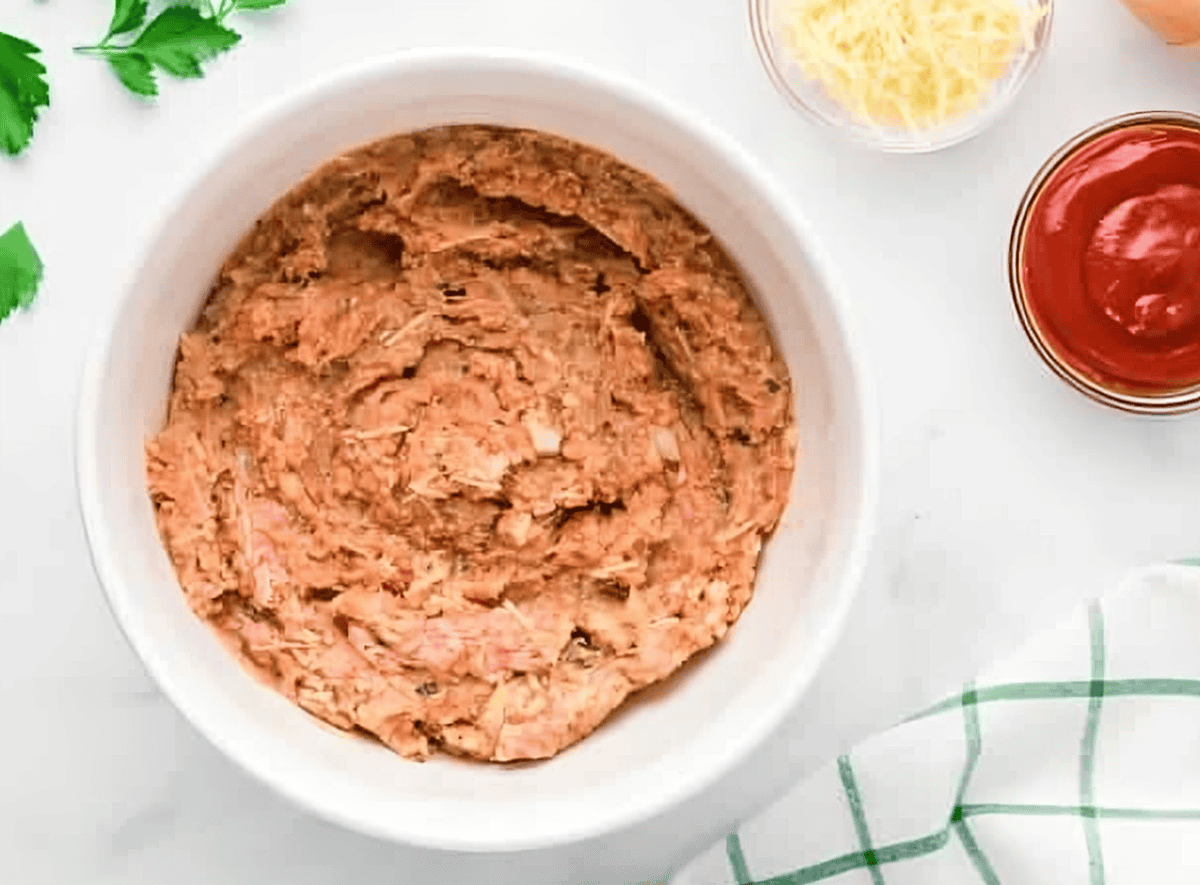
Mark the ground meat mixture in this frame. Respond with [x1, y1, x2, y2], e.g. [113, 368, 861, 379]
[146, 125, 797, 762]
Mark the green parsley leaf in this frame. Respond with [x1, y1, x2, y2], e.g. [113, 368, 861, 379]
[130, 7, 240, 79]
[0, 222, 44, 325]
[228, 0, 289, 11]
[211, 0, 288, 26]
[0, 33, 49, 157]
[80, 1, 287, 98]
[107, 53, 157, 97]
[105, 0, 150, 41]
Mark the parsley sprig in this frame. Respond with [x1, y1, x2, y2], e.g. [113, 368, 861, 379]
[0, 221, 43, 324]
[74, 0, 287, 98]
[0, 31, 49, 157]
[0, 0, 288, 327]
[208, 0, 289, 24]
[0, 29, 48, 324]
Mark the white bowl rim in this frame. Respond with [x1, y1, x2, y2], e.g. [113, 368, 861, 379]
[75, 46, 881, 852]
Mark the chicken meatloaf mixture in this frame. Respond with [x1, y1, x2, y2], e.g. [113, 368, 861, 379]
[146, 125, 797, 762]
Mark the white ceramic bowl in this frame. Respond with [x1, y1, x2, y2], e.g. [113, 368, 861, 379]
[76, 50, 878, 853]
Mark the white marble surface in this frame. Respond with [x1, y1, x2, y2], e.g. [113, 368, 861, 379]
[3, 1, 1200, 883]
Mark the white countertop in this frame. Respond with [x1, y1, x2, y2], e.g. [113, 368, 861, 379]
[3, 1, 1200, 883]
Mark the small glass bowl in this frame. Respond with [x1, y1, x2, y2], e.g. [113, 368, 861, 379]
[749, 0, 1054, 153]
[1008, 110, 1200, 416]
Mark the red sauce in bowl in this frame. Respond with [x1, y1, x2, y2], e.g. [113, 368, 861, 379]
[1019, 121, 1200, 395]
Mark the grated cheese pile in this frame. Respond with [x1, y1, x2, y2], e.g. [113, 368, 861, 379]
[770, 0, 1044, 131]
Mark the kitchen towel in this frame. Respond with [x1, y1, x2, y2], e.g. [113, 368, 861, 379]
[668, 563, 1200, 885]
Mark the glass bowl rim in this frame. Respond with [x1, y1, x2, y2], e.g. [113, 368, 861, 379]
[1007, 109, 1200, 416]
[748, 0, 1056, 154]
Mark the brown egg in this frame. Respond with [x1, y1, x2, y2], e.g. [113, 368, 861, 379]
[1121, 0, 1200, 45]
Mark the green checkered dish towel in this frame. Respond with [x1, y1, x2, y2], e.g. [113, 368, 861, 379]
[669, 564, 1200, 885]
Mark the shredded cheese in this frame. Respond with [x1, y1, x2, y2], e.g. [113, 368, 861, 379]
[770, 0, 1044, 130]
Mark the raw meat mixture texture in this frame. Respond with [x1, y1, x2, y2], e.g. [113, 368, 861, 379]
[146, 125, 797, 762]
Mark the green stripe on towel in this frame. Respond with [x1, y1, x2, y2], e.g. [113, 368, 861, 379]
[726, 833, 753, 885]
[960, 804, 1200, 820]
[1081, 604, 1107, 885]
[838, 757, 885, 885]
[913, 678, 1200, 720]
[754, 831, 951, 885]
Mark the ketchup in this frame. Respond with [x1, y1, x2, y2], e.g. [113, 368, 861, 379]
[1020, 123, 1200, 392]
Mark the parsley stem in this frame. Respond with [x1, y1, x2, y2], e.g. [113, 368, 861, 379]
[206, 0, 235, 22]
